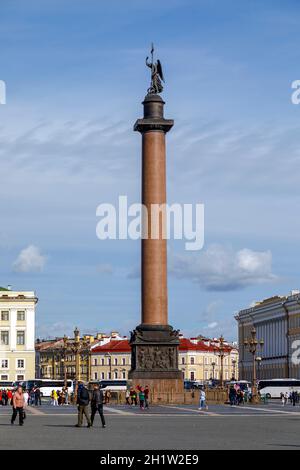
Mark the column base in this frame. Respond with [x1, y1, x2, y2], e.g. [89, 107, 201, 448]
[128, 323, 183, 383]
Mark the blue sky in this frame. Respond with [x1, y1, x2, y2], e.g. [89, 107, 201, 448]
[0, 0, 300, 340]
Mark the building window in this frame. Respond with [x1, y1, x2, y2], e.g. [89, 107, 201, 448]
[1, 374, 8, 380]
[108, 372, 111, 379]
[16, 375, 24, 381]
[122, 371, 126, 379]
[191, 357, 195, 365]
[101, 372, 105, 380]
[107, 358, 111, 366]
[0, 331, 9, 345]
[114, 371, 118, 379]
[17, 359, 25, 369]
[190, 372, 195, 380]
[17, 331, 25, 345]
[114, 358, 118, 366]
[1, 359, 8, 369]
[122, 358, 126, 366]
[17, 311, 25, 321]
[101, 358, 105, 366]
[94, 372, 98, 380]
[181, 357, 185, 365]
[94, 358, 98, 366]
[1, 311, 9, 321]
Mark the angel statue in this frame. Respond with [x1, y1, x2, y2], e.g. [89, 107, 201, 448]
[146, 43, 164, 95]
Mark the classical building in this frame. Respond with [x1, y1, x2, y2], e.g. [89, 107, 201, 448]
[236, 290, 300, 381]
[35, 332, 119, 382]
[0, 287, 38, 382]
[90, 334, 238, 383]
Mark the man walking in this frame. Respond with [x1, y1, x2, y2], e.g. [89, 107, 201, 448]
[75, 382, 91, 428]
[144, 385, 150, 409]
[199, 389, 208, 411]
[91, 384, 106, 428]
[11, 386, 26, 426]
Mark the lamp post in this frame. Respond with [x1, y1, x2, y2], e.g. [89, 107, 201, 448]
[105, 352, 112, 379]
[231, 359, 237, 381]
[244, 327, 264, 402]
[214, 335, 230, 389]
[211, 362, 216, 381]
[61, 334, 68, 388]
[256, 356, 262, 382]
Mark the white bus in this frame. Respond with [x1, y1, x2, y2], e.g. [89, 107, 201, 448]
[258, 379, 300, 399]
[21, 379, 74, 397]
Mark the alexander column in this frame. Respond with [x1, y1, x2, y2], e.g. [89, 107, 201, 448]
[129, 45, 183, 394]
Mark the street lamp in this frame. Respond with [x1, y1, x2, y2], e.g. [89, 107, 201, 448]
[214, 335, 230, 389]
[231, 359, 237, 381]
[244, 327, 264, 401]
[211, 362, 216, 381]
[105, 352, 112, 379]
[256, 356, 262, 381]
[61, 334, 68, 388]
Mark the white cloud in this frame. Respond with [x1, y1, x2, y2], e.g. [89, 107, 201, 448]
[170, 244, 277, 291]
[206, 322, 218, 329]
[96, 263, 114, 275]
[13, 245, 46, 273]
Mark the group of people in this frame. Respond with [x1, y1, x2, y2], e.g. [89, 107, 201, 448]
[228, 386, 247, 406]
[76, 382, 106, 428]
[0, 389, 13, 406]
[125, 386, 150, 410]
[50, 387, 69, 406]
[281, 390, 300, 406]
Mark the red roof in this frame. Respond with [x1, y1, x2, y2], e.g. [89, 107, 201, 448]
[92, 339, 131, 353]
[92, 338, 234, 353]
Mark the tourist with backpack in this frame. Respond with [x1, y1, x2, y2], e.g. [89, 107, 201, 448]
[75, 382, 91, 428]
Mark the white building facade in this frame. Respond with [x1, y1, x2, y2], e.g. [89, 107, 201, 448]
[0, 288, 38, 382]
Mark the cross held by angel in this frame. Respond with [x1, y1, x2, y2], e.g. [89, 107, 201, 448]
[146, 43, 164, 95]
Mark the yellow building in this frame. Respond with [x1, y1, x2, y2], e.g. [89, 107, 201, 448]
[35, 332, 104, 382]
[90, 333, 239, 383]
[0, 287, 38, 382]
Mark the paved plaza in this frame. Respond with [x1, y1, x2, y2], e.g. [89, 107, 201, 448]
[1, 402, 300, 450]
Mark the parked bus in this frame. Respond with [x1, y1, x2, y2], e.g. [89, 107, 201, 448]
[258, 379, 300, 399]
[97, 380, 127, 391]
[20, 379, 74, 397]
[0, 381, 14, 390]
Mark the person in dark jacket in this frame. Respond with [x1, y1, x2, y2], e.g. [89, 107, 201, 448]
[75, 382, 91, 428]
[91, 384, 106, 428]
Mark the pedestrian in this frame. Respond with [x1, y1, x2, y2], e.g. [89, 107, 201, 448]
[75, 382, 91, 428]
[131, 389, 138, 406]
[64, 387, 69, 405]
[7, 389, 13, 405]
[90, 384, 106, 428]
[292, 390, 297, 407]
[29, 388, 35, 406]
[11, 386, 26, 426]
[139, 388, 145, 410]
[51, 389, 58, 406]
[229, 386, 237, 406]
[199, 389, 208, 411]
[144, 385, 150, 409]
[105, 389, 111, 404]
[125, 389, 130, 405]
[34, 387, 41, 406]
[23, 389, 29, 406]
